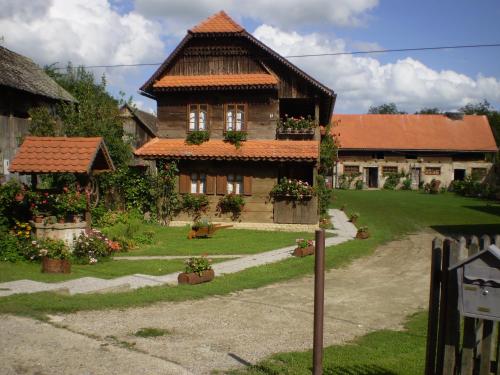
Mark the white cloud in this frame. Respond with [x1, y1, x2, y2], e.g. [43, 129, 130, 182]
[133, 0, 378, 34]
[0, 0, 164, 86]
[253, 25, 500, 113]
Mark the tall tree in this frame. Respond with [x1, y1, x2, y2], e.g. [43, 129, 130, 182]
[368, 103, 407, 114]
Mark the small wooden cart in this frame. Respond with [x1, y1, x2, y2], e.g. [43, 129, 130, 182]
[187, 224, 233, 239]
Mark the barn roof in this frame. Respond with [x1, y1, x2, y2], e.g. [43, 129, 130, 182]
[9, 137, 114, 174]
[332, 114, 498, 152]
[134, 138, 319, 161]
[0, 46, 75, 103]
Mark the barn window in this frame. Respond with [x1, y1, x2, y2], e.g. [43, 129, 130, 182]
[382, 166, 398, 175]
[225, 104, 245, 131]
[188, 104, 208, 131]
[425, 167, 441, 175]
[343, 165, 360, 175]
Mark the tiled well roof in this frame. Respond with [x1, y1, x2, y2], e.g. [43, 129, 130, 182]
[135, 139, 319, 161]
[189, 11, 244, 33]
[0, 46, 75, 102]
[333, 114, 498, 152]
[9, 137, 115, 174]
[153, 74, 278, 90]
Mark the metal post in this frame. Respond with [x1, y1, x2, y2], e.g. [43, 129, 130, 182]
[313, 229, 326, 375]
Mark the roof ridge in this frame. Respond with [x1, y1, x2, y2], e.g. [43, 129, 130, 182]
[189, 10, 244, 33]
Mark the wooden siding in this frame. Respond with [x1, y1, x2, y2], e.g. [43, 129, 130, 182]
[0, 115, 30, 176]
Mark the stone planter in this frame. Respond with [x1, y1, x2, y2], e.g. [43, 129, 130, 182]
[178, 269, 215, 285]
[356, 231, 370, 239]
[42, 257, 71, 273]
[31, 220, 87, 249]
[293, 246, 315, 257]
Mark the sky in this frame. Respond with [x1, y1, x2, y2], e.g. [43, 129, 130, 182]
[1, 0, 500, 114]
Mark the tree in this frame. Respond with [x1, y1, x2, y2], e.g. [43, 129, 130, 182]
[368, 103, 406, 114]
[416, 107, 441, 114]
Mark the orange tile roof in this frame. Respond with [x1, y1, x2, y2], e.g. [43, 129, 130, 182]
[9, 136, 115, 174]
[135, 139, 319, 161]
[332, 114, 498, 152]
[189, 11, 244, 33]
[153, 73, 278, 89]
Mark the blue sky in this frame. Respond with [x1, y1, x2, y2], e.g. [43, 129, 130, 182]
[1, 0, 499, 114]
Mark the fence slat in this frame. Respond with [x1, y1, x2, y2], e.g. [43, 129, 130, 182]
[480, 320, 494, 375]
[443, 239, 460, 375]
[481, 235, 491, 251]
[495, 323, 500, 375]
[425, 239, 443, 375]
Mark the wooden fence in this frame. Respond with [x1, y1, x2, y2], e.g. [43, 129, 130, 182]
[425, 235, 500, 375]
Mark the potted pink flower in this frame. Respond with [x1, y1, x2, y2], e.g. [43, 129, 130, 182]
[178, 255, 214, 285]
[293, 238, 315, 257]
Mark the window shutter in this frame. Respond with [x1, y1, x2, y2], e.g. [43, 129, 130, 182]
[243, 175, 252, 196]
[216, 174, 227, 195]
[179, 172, 190, 194]
[206, 174, 216, 195]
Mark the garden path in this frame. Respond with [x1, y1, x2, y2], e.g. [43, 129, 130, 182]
[0, 209, 356, 297]
[0, 228, 437, 375]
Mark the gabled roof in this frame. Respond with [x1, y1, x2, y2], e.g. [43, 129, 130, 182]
[120, 103, 157, 137]
[153, 73, 278, 90]
[134, 139, 319, 161]
[9, 137, 115, 174]
[333, 114, 498, 152]
[190, 11, 244, 33]
[139, 11, 334, 99]
[0, 46, 75, 103]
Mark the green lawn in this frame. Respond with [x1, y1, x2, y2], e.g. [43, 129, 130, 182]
[0, 259, 191, 283]
[1, 191, 498, 319]
[226, 311, 428, 375]
[114, 226, 315, 256]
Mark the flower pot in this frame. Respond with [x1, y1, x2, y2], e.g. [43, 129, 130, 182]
[34, 215, 44, 223]
[293, 245, 315, 257]
[42, 257, 71, 273]
[72, 214, 82, 223]
[58, 217, 65, 224]
[178, 269, 214, 285]
[356, 231, 370, 240]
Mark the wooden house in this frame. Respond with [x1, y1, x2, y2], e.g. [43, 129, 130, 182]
[135, 11, 336, 223]
[0, 46, 75, 179]
[333, 114, 498, 189]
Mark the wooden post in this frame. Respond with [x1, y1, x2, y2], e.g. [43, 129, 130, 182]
[313, 229, 325, 375]
[425, 238, 443, 375]
[495, 323, 500, 375]
[480, 321, 494, 375]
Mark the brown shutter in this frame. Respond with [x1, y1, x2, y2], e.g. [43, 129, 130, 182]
[216, 174, 227, 195]
[206, 174, 215, 195]
[243, 175, 252, 196]
[179, 172, 190, 194]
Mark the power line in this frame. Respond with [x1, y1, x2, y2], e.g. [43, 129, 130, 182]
[51, 42, 500, 70]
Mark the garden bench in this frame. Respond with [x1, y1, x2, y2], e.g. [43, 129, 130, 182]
[187, 224, 233, 239]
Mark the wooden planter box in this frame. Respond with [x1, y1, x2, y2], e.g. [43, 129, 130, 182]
[178, 269, 215, 285]
[293, 246, 315, 257]
[42, 258, 71, 273]
[356, 231, 370, 240]
[273, 197, 318, 224]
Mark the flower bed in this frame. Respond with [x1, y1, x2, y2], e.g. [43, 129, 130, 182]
[271, 178, 314, 201]
[277, 115, 315, 133]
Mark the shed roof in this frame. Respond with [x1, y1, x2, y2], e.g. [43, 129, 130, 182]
[153, 73, 278, 90]
[134, 139, 318, 161]
[0, 46, 75, 102]
[333, 114, 498, 152]
[9, 137, 114, 174]
[120, 103, 157, 136]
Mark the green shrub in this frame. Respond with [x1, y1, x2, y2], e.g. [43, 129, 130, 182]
[217, 194, 245, 220]
[224, 130, 247, 148]
[316, 175, 332, 216]
[355, 179, 364, 190]
[73, 232, 111, 264]
[184, 255, 212, 275]
[383, 173, 400, 190]
[401, 177, 412, 190]
[36, 239, 70, 260]
[181, 194, 209, 220]
[0, 233, 25, 262]
[186, 130, 210, 145]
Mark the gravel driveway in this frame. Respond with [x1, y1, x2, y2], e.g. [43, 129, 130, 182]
[0, 229, 437, 375]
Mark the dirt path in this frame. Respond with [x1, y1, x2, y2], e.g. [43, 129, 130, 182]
[0, 229, 438, 375]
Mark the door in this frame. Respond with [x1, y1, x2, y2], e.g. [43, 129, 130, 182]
[366, 167, 378, 188]
[411, 168, 421, 189]
[454, 169, 465, 181]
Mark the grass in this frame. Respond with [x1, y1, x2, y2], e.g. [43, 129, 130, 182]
[0, 191, 498, 318]
[133, 327, 171, 338]
[0, 259, 219, 284]
[114, 226, 315, 256]
[226, 311, 428, 375]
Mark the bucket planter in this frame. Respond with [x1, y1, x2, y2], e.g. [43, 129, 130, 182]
[42, 257, 71, 273]
[293, 245, 315, 257]
[178, 269, 215, 285]
[356, 228, 370, 240]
